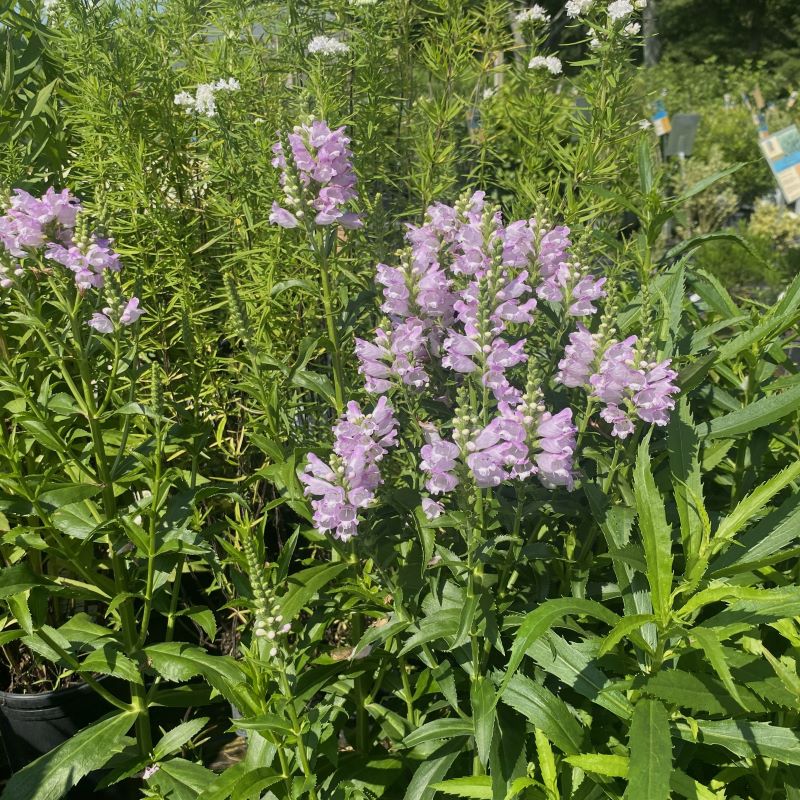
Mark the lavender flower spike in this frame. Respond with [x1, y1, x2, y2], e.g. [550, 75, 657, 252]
[271, 120, 361, 229]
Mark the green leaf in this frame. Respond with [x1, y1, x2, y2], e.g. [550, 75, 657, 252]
[233, 713, 293, 736]
[500, 674, 585, 756]
[633, 437, 673, 625]
[500, 598, 618, 695]
[598, 614, 656, 657]
[676, 162, 744, 203]
[403, 738, 464, 800]
[527, 634, 633, 720]
[81, 644, 142, 685]
[664, 231, 755, 265]
[431, 777, 492, 799]
[179, 607, 217, 642]
[685, 720, 800, 765]
[565, 754, 628, 778]
[38, 483, 101, 508]
[669, 399, 704, 571]
[643, 669, 749, 715]
[0, 563, 53, 597]
[699, 586, 800, 631]
[231, 768, 283, 800]
[626, 699, 671, 800]
[153, 718, 209, 761]
[278, 562, 348, 623]
[697, 383, 800, 439]
[0, 711, 135, 800]
[403, 718, 473, 748]
[52, 502, 100, 540]
[291, 370, 336, 406]
[145, 643, 245, 703]
[669, 770, 720, 800]
[147, 758, 215, 800]
[690, 628, 747, 709]
[709, 490, 800, 576]
[713, 461, 800, 546]
[471, 676, 495, 768]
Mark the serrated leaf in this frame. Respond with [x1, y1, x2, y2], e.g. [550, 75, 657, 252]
[81, 644, 142, 685]
[684, 720, 800, 765]
[403, 738, 464, 800]
[626, 699, 671, 800]
[528, 634, 633, 720]
[0, 711, 134, 800]
[669, 399, 704, 572]
[432, 777, 492, 799]
[598, 614, 656, 657]
[643, 669, 753, 715]
[501, 673, 585, 756]
[471, 676, 495, 768]
[500, 598, 619, 695]
[278, 562, 348, 623]
[713, 461, 800, 551]
[153, 718, 209, 761]
[690, 629, 747, 709]
[566, 753, 628, 778]
[697, 383, 800, 439]
[709, 490, 800, 576]
[633, 437, 673, 625]
[402, 718, 473, 748]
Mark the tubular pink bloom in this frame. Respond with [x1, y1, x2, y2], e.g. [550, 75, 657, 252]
[420, 428, 460, 495]
[301, 400, 398, 540]
[600, 403, 636, 439]
[535, 408, 576, 489]
[271, 121, 361, 229]
[556, 324, 599, 388]
[120, 297, 143, 326]
[269, 202, 299, 228]
[422, 497, 445, 520]
[88, 311, 115, 334]
[589, 336, 644, 406]
[633, 360, 679, 426]
[569, 275, 606, 317]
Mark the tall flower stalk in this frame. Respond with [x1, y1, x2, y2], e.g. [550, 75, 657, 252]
[270, 119, 362, 412]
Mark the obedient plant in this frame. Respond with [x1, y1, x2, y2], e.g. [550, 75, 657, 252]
[304, 188, 678, 541]
[0, 187, 241, 798]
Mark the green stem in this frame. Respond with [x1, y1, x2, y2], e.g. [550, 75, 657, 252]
[137, 417, 163, 650]
[278, 666, 320, 800]
[36, 628, 131, 712]
[313, 229, 345, 412]
[68, 309, 152, 755]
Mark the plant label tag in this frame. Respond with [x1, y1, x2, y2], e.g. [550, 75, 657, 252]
[664, 113, 701, 157]
[760, 124, 800, 203]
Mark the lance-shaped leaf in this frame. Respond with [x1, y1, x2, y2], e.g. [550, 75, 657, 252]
[697, 383, 800, 439]
[500, 673, 586, 756]
[709, 490, 800, 576]
[678, 720, 800, 766]
[633, 437, 673, 626]
[0, 711, 135, 800]
[499, 598, 618, 695]
[626, 699, 671, 800]
[668, 399, 705, 573]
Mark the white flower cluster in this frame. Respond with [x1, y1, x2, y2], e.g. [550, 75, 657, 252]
[516, 5, 550, 24]
[349, 0, 377, 6]
[565, 0, 593, 18]
[174, 78, 240, 118]
[307, 35, 350, 57]
[529, 55, 563, 75]
[608, 0, 634, 21]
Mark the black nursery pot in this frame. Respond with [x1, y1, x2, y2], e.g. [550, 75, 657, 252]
[0, 680, 114, 772]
